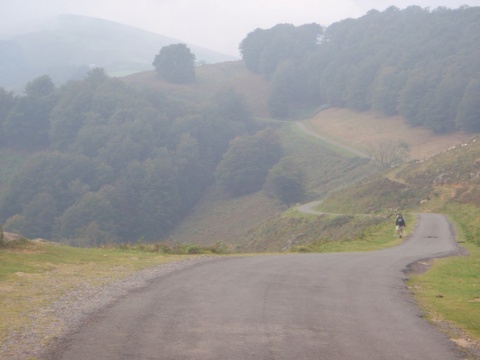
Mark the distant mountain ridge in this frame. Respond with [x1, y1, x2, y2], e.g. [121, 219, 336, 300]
[0, 14, 237, 93]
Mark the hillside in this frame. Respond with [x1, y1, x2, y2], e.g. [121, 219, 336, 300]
[0, 14, 236, 92]
[0, 57, 476, 250]
[123, 59, 477, 251]
[1, 11, 480, 354]
[306, 108, 471, 161]
[167, 105, 473, 251]
[318, 125, 480, 223]
[124, 61, 270, 118]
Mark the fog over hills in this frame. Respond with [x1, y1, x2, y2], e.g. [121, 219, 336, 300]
[0, 14, 237, 93]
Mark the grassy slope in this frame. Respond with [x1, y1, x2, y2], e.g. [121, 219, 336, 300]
[124, 61, 271, 118]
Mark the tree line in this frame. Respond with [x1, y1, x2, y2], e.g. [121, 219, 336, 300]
[0, 69, 296, 245]
[240, 6, 480, 133]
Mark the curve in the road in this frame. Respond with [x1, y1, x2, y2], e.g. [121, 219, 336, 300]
[45, 214, 464, 360]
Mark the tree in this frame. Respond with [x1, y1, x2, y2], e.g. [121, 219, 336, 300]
[215, 129, 283, 196]
[371, 67, 406, 116]
[240, 23, 322, 76]
[367, 140, 409, 168]
[152, 44, 196, 83]
[54, 191, 116, 245]
[345, 59, 381, 111]
[264, 157, 306, 205]
[212, 88, 254, 130]
[456, 78, 480, 132]
[3, 96, 52, 150]
[25, 75, 55, 97]
[268, 61, 295, 118]
[2, 75, 57, 150]
[49, 81, 92, 150]
[0, 88, 15, 144]
[420, 73, 466, 133]
[21, 192, 57, 239]
[397, 71, 430, 126]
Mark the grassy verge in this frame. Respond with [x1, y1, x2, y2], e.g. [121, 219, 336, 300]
[291, 213, 410, 253]
[0, 241, 210, 345]
[407, 206, 480, 348]
[408, 242, 480, 342]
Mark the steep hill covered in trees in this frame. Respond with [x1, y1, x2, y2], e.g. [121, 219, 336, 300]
[0, 69, 259, 245]
[240, 6, 480, 133]
[1, 5, 479, 247]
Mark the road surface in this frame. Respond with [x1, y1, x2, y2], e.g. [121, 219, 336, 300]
[45, 213, 464, 360]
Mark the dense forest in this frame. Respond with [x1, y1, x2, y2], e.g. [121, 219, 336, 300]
[240, 5, 480, 133]
[1, 5, 478, 245]
[0, 70, 285, 244]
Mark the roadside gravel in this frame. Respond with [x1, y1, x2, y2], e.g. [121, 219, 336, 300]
[0, 256, 222, 360]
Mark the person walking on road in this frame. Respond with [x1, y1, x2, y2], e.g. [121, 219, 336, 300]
[395, 213, 406, 238]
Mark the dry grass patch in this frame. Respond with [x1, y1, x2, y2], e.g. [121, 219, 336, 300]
[0, 242, 191, 347]
[307, 108, 470, 160]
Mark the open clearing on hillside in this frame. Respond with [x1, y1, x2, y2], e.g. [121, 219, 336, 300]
[123, 61, 270, 118]
[307, 108, 471, 160]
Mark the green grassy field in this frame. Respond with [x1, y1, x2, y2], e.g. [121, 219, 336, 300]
[409, 242, 480, 344]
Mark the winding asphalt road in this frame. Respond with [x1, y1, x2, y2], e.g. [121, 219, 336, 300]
[46, 213, 464, 360]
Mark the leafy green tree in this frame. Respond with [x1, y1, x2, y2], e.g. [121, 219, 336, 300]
[3, 97, 52, 150]
[212, 88, 254, 131]
[264, 157, 306, 205]
[420, 73, 466, 133]
[54, 191, 117, 245]
[105, 155, 183, 242]
[456, 78, 480, 132]
[49, 81, 92, 150]
[0, 88, 16, 143]
[215, 129, 283, 196]
[25, 75, 55, 97]
[240, 23, 322, 76]
[2, 75, 57, 150]
[0, 152, 100, 226]
[397, 71, 430, 126]
[152, 44, 196, 83]
[267, 61, 294, 118]
[84, 67, 109, 86]
[174, 133, 212, 210]
[21, 192, 57, 239]
[346, 60, 380, 111]
[371, 67, 406, 116]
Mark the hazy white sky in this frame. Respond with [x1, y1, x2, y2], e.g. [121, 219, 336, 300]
[1, 0, 479, 56]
